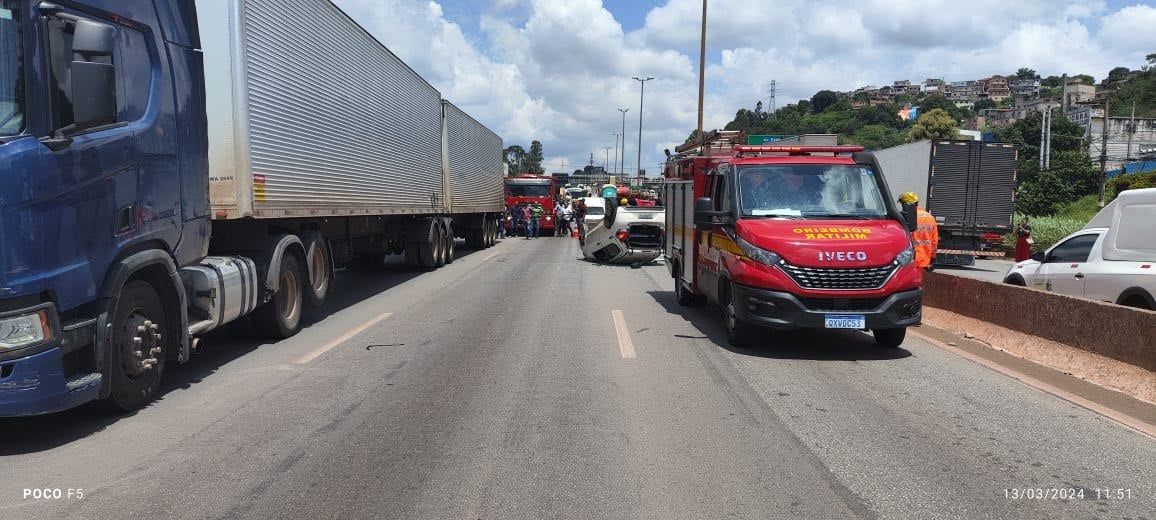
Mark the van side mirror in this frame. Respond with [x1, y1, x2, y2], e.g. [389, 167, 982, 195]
[694, 197, 729, 227]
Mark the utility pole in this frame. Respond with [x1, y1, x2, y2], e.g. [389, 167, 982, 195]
[603, 147, 612, 172]
[617, 108, 630, 175]
[633, 75, 654, 177]
[768, 80, 777, 119]
[612, 133, 621, 177]
[1125, 100, 1137, 164]
[1039, 108, 1047, 170]
[1097, 97, 1110, 208]
[1044, 108, 1052, 169]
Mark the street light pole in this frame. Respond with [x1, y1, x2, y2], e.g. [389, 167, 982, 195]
[697, 0, 707, 136]
[612, 132, 622, 178]
[603, 147, 612, 173]
[617, 108, 629, 175]
[632, 76, 654, 178]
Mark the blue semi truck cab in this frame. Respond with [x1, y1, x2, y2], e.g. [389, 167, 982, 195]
[0, 0, 208, 414]
[1, 0, 508, 416]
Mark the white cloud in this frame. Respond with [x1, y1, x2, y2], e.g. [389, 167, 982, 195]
[333, 0, 1144, 176]
[1098, 5, 1156, 60]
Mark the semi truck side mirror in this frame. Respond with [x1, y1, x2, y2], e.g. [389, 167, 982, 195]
[62, 19, 117, 134]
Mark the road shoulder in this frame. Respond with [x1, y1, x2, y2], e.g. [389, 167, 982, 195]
[915, 307, 1156, 439]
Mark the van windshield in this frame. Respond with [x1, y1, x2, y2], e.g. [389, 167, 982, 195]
[0, 3, 22, 137]
[736, 164, 888, 219]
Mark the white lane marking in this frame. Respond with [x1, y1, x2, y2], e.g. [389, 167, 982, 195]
[612, 310, 636, 359]
[482, 251, 501, 263]
[295, 312, 393, 364]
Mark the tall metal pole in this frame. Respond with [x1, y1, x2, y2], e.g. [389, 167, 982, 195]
[633, 76, 654, 178]
[1098, 98, 1110, 208]
[617, 108, 629, 175]
[696, 0, 707, 136]
[603, 147, 612, 172]
[612, 132, 622, 177]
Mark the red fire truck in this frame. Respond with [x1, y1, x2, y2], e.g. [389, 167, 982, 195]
[504, 175, 557, 236]
[663, 131, 923, 348]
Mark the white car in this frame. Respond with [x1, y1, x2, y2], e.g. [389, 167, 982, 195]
[580, 199, 665, 264]
[580, 196, 605, 233]
[1003, 188, 1155, 310]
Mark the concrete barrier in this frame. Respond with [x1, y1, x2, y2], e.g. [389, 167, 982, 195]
[922, 272, 1156, 372]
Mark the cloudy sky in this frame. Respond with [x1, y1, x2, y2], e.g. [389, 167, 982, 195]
[332, 0, 1155, 177]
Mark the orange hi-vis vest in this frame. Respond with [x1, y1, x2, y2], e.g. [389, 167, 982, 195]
[911, 208, 938, 268]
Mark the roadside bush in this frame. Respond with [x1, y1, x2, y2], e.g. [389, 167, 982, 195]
[1053, 194, 1102, 222]
[1001, 213, 1088, 253]
[1109, 169, 1156, 194]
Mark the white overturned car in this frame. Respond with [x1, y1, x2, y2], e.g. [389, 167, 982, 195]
[581, 200, 665, 264]
[1003, 188, 1155, 310]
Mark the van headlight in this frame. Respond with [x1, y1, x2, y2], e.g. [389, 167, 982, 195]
[736, 236, 781, 266]
[0, 310, 52, 351]
[894, 246, 915, 266]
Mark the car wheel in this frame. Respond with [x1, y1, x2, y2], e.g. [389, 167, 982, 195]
[873, 328, 906, 348]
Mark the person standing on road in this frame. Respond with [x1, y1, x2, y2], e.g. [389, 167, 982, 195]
[553, 200, 565, 236]
[1015, 217, 1033, 262]
[561, 200, 574, 237]
[573, 198, 588, 245]
[899, 192, 938, 270]
[529, 203, 543, 238]
[520, 204, 533, 239]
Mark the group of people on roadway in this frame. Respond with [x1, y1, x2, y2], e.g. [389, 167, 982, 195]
[499, 198, 588, 240]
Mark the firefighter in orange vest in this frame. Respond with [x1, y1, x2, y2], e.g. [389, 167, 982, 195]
[898, 192, 938, 270]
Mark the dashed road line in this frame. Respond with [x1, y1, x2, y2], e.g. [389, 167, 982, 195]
[296, 312, 394, 364]
[612, 309, 637, 359]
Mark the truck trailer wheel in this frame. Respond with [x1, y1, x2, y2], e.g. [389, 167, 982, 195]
[433, 225, 447, 268]
[303, 233, 332, 308]
[444, 223, 456, 264]
[873, 328, 906, 348]
[254, 254, 304, 338]
[105, 280, 168, 412]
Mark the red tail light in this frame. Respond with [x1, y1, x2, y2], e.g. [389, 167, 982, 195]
[615, 229, 629, 242]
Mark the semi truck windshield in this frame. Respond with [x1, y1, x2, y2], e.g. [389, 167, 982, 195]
[0, 4, 21, 137]
[506, 184, 552, 197]
[737, 164, 888, 218]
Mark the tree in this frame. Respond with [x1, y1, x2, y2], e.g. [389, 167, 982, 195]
[1105, 66, 1131, 85]
[1041, 75, 1062, 88]
[1014, 67, 1038, 80]
[526, 140, 545, 175]
[1148, 52, 1156, 66]
[504, 145, 526, 174]
[810, 90, 838, 114]
[908, 109, 958, 140]
[973, 98, 996, 111]
[1015, 151, 1099, 215]
[1072, 74, 1095, 85]
[850, 124, 906, 150]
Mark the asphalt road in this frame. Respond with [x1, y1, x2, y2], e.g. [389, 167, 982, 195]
[933, 257, 1015, 284]
[1, 238, 1152, 520]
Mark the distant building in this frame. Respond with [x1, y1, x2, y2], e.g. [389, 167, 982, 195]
[922, 78, 945, 95]
[978, 108, 1019, 128]
[1010, 79, 1041, 97]
[980, 75, 1011, 102]
[1086, 112, 1156, 172]
[948, 80, 982, 102]
[1061, 81, 1096, 112]
[892, 80, 913, 95]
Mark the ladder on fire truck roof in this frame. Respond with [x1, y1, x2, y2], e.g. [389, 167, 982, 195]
[673, 130, 744, 155]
